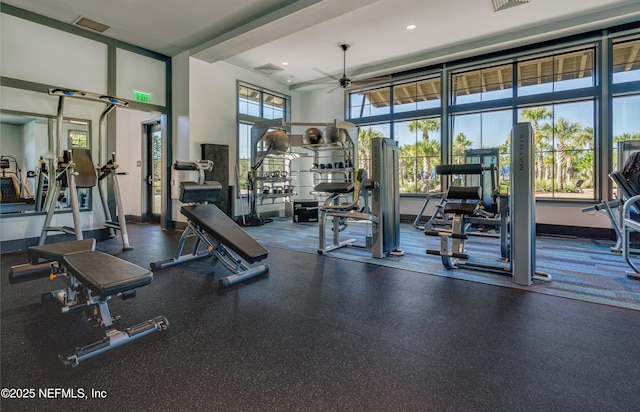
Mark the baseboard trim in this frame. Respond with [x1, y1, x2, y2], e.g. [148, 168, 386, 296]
[1, 228, 110, 253]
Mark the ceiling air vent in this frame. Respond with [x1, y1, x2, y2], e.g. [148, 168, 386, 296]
[254, 63, 284, 76]
[491, 0, 529, 12]
[73, 16, 110, 33]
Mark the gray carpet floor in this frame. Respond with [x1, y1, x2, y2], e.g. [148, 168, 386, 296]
[244, 218, 640, 310]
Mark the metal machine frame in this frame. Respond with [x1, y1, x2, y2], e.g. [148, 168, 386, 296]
[318, 137, 403, 259]
[427, 123, 551, 285]
[582, 140, 640, 254]
[39, 89, 133, 250]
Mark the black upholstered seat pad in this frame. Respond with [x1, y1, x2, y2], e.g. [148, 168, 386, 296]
[63, 251, 152, 296]
[28, 239, 96, 263]
[444, 202, 478, 215]
[181, 204, 268, 264]
[314, 182, 354, 193]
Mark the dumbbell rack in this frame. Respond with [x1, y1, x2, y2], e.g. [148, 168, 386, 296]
[255, 155, 297, 205]
[303, 141, 355, 201]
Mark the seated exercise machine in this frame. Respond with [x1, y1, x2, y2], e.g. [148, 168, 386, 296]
[8, 240, 168, 367]
[425, 162, 509, 263]
[151, 160, 269, 287]
[317, 137, 403, 258]
[426, 123, 551, 285]
[414, 148, 505, 234]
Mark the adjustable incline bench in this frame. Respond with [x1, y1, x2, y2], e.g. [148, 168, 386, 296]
[9, 239, 168, 367]
[151, 161, 269, 287]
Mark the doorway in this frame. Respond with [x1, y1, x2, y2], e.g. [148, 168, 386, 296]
[142, 119, 163, 224]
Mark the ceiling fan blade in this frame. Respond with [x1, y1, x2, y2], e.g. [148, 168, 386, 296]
[293, 80, 336, 87]
[349, 66, 370, 78]
[351, 75, 392, 86]
[325, 85, 341, 94]
[313, 67, 341, 81]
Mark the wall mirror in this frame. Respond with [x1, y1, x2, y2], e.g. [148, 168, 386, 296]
[0, 110, 92, 215]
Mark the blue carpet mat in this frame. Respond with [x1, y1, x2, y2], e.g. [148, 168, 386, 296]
[244, 218, 640, 311]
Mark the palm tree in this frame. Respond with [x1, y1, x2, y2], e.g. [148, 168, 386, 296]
[542, 118, 581, 191]
[452, 132, 472, 163]
[520, 107, 553, 180]
[566, 126, 593, 184]
[358, 128, 384, 171]
[614, 132, 640, 143]
[408, 119, 440, 190]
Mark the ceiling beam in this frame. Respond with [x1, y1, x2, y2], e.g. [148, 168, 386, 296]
[190, 0, 380, 63]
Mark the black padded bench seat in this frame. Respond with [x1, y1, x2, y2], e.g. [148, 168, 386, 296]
[28, 238, 96, 264]
[180, 181, 222, 203]
[181, 204, 268, 264]
[63, 251, 152, 297]
[447, 186, 482, 200]
[444, 203, 478, 215]
[314, 182, 354, 193]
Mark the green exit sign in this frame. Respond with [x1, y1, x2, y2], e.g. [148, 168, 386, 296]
[133, 90, 151, 103]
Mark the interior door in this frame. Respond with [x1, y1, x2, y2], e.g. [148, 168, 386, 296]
[145, 121, 162, 223]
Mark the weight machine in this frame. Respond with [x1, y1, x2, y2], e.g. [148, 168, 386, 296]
[0, 155, 31, 207]
[582, 140, 640, 254]
[39, 89, 133, 250]
[426, 123, 551, 285]
[317, 137, 403, 258]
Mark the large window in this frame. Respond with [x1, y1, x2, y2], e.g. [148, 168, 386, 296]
[238, 84, 287, 119]
[517, 49, 594, 96]
[518, 101, 594, 199]
[348, 30, 640, 202]
[451, 110, 512, 171]
[394, 118, 441, 193]
[452, 63, 513, 104]
[613, 38, 640, 84]
[237, 83, 290, 196]
[349, 75, 442, 194]
[357, 123, 390, 172]
[611, 38, 640, 173]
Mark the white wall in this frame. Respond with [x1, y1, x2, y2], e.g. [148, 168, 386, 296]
[0, 14, 167, 243]
[117, 49, 166, 106]
[1, 14, 107, 93]
[183, 58, 303, 220]
[1, 123, 23, 162]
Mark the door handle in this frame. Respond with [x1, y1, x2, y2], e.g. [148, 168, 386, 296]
[146, 174, 153, 185]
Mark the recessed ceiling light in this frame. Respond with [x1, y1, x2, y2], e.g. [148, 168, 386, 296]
[282, 62, 289, 66]
[406, 24, 416, 31]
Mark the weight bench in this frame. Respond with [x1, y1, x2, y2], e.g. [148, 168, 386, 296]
[9, 239, 168, 367]
[151, 162, 269, 287]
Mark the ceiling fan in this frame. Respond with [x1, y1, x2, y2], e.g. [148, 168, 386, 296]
[298, 44, 390, 90]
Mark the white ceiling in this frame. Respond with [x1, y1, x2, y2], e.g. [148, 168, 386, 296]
[4, 0, 640, 90]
